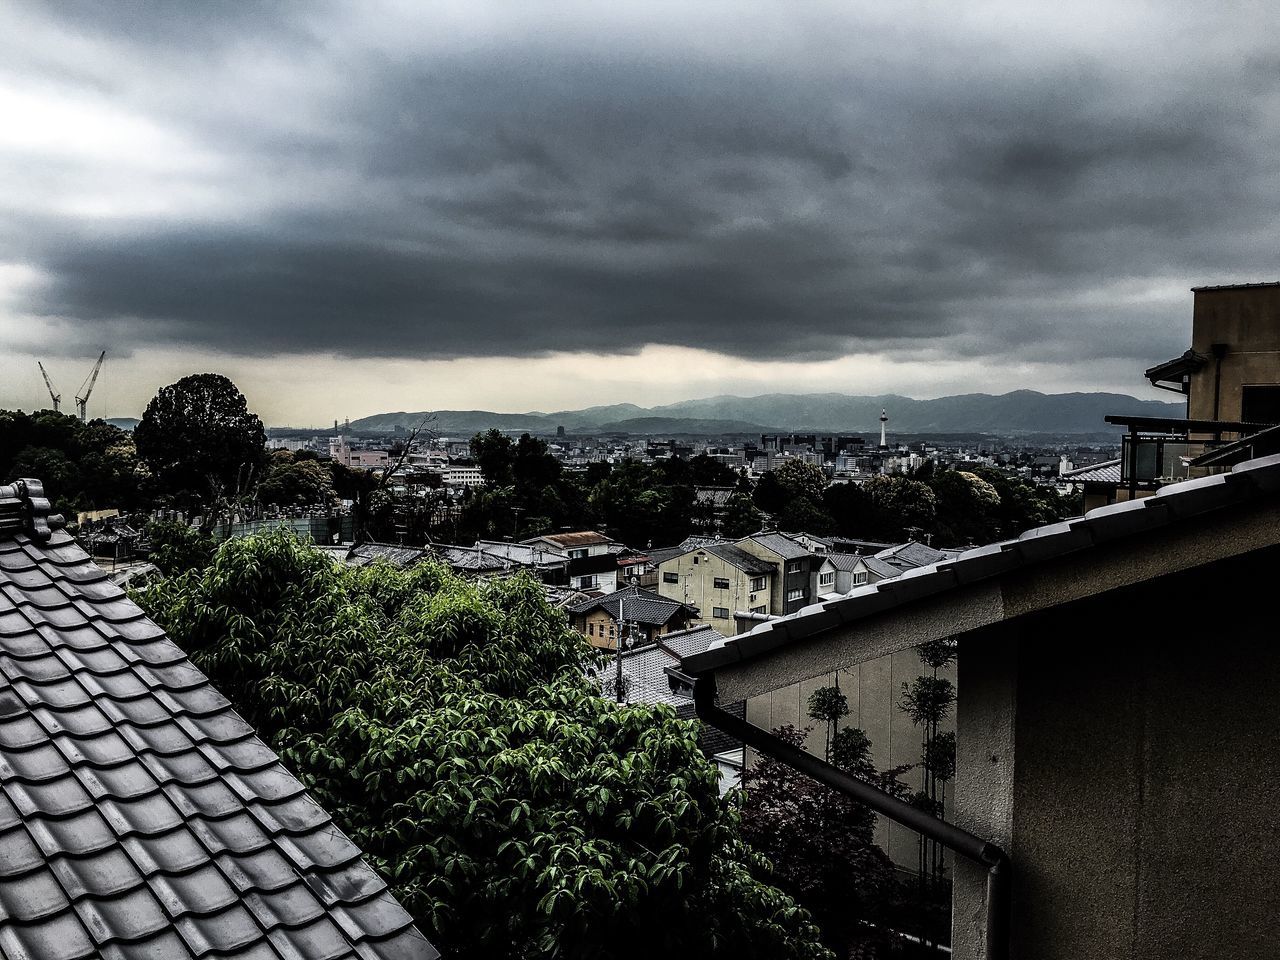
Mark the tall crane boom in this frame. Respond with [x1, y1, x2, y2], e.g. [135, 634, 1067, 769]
[75, 351, 105, 423]
[37, 362, 61, 413]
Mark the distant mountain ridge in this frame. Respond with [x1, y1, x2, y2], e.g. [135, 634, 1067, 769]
[347, 390, 1181, 435]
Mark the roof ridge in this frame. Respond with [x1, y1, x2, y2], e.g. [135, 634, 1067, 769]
[0, 479, 65, 544]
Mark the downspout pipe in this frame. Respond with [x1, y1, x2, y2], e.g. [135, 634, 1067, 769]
[686, 673, 1011, 960]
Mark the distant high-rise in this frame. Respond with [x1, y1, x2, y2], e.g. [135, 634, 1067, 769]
[879, 408, 889, 448]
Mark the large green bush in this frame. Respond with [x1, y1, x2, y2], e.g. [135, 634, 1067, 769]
[135, 531, 831, 960]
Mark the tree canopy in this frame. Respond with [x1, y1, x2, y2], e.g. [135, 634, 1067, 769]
[133, 373, 266, 509]
[0, 409, 140, 516]
[134, 531, 833, 960]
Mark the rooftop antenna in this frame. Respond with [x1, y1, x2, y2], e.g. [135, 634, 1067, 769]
[75, 351, 106, 423]
[37, 362, 61, 413]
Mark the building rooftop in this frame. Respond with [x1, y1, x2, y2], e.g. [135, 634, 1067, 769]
[521, 531, 610, 549]
[1061, 458, 1122, 484]
[1190, 281, 1280, 292]
[740, 532, 810, 561]
[678, 453, 1280, 696]
[700, 543, 777, 577]
[567, 585, 697, 626]
[0, 480, 433, 959]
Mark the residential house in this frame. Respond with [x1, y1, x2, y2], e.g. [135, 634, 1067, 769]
[674, 453, 1280, 960]
[735, 532, 814, 615]
[0, 479, 433, 959]
[845, 540, 956, 587]
[655, 542, 775, 629]
[567, 586, 699, 650]
[521, 531, 623, 592]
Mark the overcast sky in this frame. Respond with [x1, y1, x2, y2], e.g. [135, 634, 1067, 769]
[1, 0, 1276, 424]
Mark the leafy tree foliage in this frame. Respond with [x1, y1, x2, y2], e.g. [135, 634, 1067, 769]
[143, 519, 216, 576]
[257, 451, 338, 508]
[0, 409, 140, 516]
[720, 492, 764, 539]
[739, 724, 895, 952]
[133, 374, 266, 512]
[135, 532, 832, 960]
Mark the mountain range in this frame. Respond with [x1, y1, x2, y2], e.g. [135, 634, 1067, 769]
[347, 390, 1182, 436]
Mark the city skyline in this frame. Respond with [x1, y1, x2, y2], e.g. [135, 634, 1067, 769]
[4, 1, 1277, 421]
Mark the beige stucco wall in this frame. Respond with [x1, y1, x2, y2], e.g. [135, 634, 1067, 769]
[746, 650, 957, 869]
[953, 544, 1280, 960]
[1187, 287, 1280, 425]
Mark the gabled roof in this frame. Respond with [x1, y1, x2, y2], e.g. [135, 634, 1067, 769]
[826, 553, 863, 573]
[0, 480, 433, 960]
[567, 586, 696, 626]
[434, 544, 511, 571]
[1144, 348, 1208, 386]
[874, 540, 952, 570]
[678, 454, 1280, 702]
[700, 544, 776, 577]
[739, 532, 810, 561]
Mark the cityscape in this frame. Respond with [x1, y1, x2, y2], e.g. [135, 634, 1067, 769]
[2, 4, 1279, 960]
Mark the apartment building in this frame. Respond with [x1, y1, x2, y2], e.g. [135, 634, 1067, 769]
[655, 543, 775, 629]
[734, 532, 814, 615]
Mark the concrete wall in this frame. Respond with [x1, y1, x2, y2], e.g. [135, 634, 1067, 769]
[953, 547, 1280, 960]
[1188, 287, 1280, 425]
[746, 648, 957, 869]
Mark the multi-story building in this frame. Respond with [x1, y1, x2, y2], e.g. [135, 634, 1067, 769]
[655, 543, 775, 628]
[734, 532, 814, 615]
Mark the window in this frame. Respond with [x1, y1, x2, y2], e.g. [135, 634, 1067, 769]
[1242, 385, 1280, 425]
[786, 588, 804, 602]
[750, 576, 767, 592]
[854, 571, 869, 585]
[786, 560, 802, 574]
[663, 571, 679, 584]
[819, 572, 834, 586]
[575, 575, 596, 589]
[750, 604, 767, 614]
[588, 623, 595, 636]
[568, 548, 588, 559]
[713, 606, 730, 619]
[693, 554, 700, 565]
[713, 577, 730, 589]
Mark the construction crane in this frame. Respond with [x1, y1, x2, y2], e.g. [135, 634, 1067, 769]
[37, 362, 61, 413]
[75, 351, 105, 423]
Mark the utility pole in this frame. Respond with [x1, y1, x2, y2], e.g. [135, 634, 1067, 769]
[614, 577, 638, 703]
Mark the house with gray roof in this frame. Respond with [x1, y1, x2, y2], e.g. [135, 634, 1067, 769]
[0, 479, 434, 960]
[567, 586, 699, 650]
[672, 453, 1280, 960]
[654, 542, 776, 632]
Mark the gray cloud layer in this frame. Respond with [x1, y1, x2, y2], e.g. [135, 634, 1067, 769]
[4, 0, 1279, 370]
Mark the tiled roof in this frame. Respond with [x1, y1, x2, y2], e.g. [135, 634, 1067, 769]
[1061, 459, 1122, 484]
[825, 553, 863, 573]
[874, 540, 950, 569]
[1190, 281, 1280, 292]
[567, 586, 695, 626]
[680, 453, 1280, 679]
[523, 531, 610, 549]
[740, 532, 809, 561]
[701, 544, 776, 577]
[596, 626, 724, 707]
[0, 480, 434, 960]
[345, 542, 430, 568]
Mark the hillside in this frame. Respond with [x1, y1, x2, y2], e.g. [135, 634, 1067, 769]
[346, 390, 1181, 435]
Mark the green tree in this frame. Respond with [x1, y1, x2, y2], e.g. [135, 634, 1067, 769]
[470, 429, 515, 486]
[143, 519, 216, 576]
[739, 724, 894, 953]
[133, 531, 832, 960]
[806, 685, 850, 762]
[720, 492, 763, 539]
[257, 453, 338, 508]
[133, 374, 266, 513]
[929, 469, 1001, 546]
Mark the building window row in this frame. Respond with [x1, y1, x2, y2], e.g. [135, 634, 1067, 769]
[663, 571, 679, 584]
[713, 606, 730, 619]
[713, 577, 730, 589]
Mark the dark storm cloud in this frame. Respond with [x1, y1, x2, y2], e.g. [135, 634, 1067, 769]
[6, 1, 1280, 370]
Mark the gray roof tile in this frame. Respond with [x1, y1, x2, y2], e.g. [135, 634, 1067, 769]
[0, 480, 437, 960]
